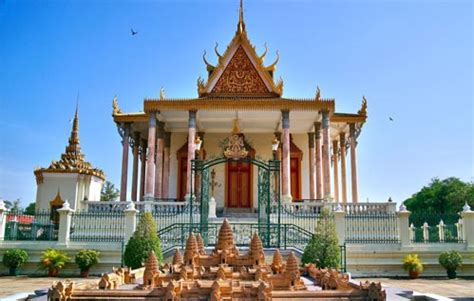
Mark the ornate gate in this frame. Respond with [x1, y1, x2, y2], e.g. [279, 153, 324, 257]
[191, 157, 280, 247]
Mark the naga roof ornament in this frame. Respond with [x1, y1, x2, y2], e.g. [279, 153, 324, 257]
[358, 96, 368, 116]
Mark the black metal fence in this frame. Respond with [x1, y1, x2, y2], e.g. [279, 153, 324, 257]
[4, 210, 58, 241]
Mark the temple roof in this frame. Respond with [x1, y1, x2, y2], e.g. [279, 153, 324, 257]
[34, 106, 106, 181]
[197, 0, 283, 98]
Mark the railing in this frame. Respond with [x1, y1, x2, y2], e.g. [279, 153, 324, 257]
[70, 210, 125, 242]
[4, 210, 58, 241]
[284, 200, 397, 215]
[84, 198, 183, 212]
[275, 203, 321, 233]
[157, 222, 313, 254]
[409, 212, 463, 243]
[144, 202, 199, 232]
[345, 213, 400, 243]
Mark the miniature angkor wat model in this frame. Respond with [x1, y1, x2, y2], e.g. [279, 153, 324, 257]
[48, 219, 386, 300]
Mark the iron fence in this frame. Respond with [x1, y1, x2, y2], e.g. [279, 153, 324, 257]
[4, 210, 58, 241]
[70, 210, 125, 242]
[345, 213, 400, 244]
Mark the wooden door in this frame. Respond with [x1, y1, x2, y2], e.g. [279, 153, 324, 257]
[227, 161, 251, 208]
[290, 157, 301, 200]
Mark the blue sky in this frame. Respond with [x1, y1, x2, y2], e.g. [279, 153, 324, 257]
[0, 0, 472, 207]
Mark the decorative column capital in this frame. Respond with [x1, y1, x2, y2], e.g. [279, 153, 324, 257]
[307, 132, 315, 148]
[339, 132, 346, 144]
[189, 110, 197, 128]
[349, 123, 356, 137]
[314, 122, 321, 139]
[321, 110, 330, 128]
[156, 121, 165, 139]
[164, 132, 171, 148]
[281, 110, 290, 129]
[148, 114, 157, 126]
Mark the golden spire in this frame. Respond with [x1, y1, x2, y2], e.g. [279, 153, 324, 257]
[237, 0, 246, 34]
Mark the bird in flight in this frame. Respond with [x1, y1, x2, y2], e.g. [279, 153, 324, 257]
[131, 28, 138, 36]
[389, 117, 394, 122]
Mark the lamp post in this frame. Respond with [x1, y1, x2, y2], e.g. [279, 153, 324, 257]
[194, 136, 202, 157]
[271, 137, 280, 160]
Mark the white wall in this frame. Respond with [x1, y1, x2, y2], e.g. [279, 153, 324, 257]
[167, 132, 310, 209]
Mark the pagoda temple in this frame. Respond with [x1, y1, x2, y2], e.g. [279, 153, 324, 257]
[112, 0, 367, 209]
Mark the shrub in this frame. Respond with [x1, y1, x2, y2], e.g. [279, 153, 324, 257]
[403, 254, 423, 273]
[301, 208, 340, 269]
[2, 249, 29, 269]
[124, 212, 162, 269]
[39, 249, 69, 271]
[439, 250, 462, 272]
[75, 249, 100, 272]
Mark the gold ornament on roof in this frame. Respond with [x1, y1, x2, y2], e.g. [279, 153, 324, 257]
[112, 95, 122, 115]
[315, 86, 321, 101]
[224, 134, 248, 159]
[358, 96, 368, 116]
[160, 87, 166, 100]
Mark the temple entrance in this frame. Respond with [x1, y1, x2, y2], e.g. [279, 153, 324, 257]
[226, 160, 252, 208]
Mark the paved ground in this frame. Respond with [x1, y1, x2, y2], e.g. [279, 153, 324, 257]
[1, 276, 473, 300]
[0, 276, 99, 299]
[356, 278, 474, 299]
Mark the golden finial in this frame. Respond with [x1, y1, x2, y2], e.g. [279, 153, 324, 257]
[315, 86, 321, 101]
[202, 50, 215, 72]
[160, 87, 166, 100]
[265, 50, 280, 72]
[259, 43, 268, 63]
[112, 95, 122, 115]
[237, 0, 246, 34]
[358, 96, 368, 116]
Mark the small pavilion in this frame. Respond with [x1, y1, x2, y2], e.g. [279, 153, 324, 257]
[112, 0, 367, 210]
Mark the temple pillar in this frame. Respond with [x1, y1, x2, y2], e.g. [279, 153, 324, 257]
[185, 110, 197, 200]
[139, 139, 147, 201]
[131, 132, 140, 202]
[145, 114, 156, 197]
[332, 140, 339, 202]
[307, 132, 316, 199]
[119, 123, 130, 202]
[321, 111, 331, 199]
[154, 121, 165, 198]
[350, 123, 358, 203]
[339, 133, 347, 203]
[314, 122, 323, 199]
[162, 132, 171, 199]
[281, 110, 292, 202]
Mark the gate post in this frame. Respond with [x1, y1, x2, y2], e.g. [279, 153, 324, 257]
[0, 201, 8, 241]
[124, 202, 138, 242]
[57, 201, 75, 246]
[334, 204, 346, 244]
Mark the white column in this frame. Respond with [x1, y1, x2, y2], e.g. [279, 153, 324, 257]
[460, 203, 474, 250]
[57, 201, 75, 245]
[349, 123, 358, 203]
[119, 124, 130, 202]
[314, 122, 323, 199]
[124, 203, 138, 242]
[0, 201, 8, 241]
[398, 204, 411, 249]
[321, 110, 331, 199]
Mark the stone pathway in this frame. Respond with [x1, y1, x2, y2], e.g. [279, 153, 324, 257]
[355, 278, 474, 299]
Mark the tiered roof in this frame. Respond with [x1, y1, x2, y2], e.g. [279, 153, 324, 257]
[34, 107, 105, 183]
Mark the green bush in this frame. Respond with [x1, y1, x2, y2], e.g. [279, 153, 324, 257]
[39, 248, 69, 271]
[2, 249, 29, 269]
[75, 249, 100, 272]
[301, 208, 340, 269]
[439, 250, 462, 272]
[124, 212, 162, 269]
[403, 254, 424, 273]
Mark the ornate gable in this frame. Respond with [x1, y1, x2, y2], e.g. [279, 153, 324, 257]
[211, 46, 269, 95]
[197, 1, 283, 98]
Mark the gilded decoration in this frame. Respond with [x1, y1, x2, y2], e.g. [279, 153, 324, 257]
[35, 108, 106, 181]
[211, 46, 270, 95]
[224, 134, 248, 159]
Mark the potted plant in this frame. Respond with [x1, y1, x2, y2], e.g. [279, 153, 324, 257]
[2, 249, 29, 276]
[39, 248, 69, 277]
[403, 254, 424, 279]
[439, 250, 462, 279]
[75, 249, 100, 277]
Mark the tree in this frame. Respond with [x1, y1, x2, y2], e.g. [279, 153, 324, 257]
[4, 199, 21, 212]
[24, 203, 36, 215]
[404, 177, 474, 214]
[123, 212, 162, 269]
[301, 208, 340, 269]
[100, 181, 119, 202]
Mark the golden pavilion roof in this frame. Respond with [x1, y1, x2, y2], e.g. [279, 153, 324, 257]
[34, 107, 106, 182]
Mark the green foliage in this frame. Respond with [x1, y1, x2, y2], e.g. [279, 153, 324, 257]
[24, 202, 36, 215]
[75, 249, 100, 271]
[404, 177, 474, 214]
[439, 250, 462, 271]
[100, 181, 120, 202]
[2, 249, 29, 269]
[39, 248, 70, 270]
[124, 212, 162, 269]
[301, 208, 340, 269]
[403, 254, 424, 273]
[4, 199, 21, 212]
